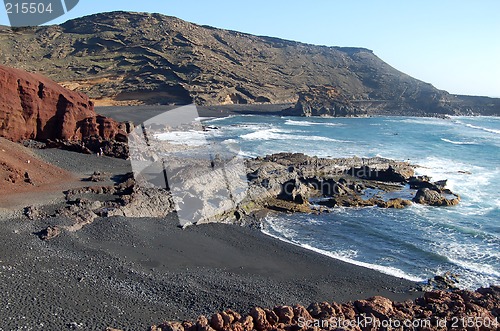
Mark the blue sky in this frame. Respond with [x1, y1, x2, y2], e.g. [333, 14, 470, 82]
[1, 0, 499, 97]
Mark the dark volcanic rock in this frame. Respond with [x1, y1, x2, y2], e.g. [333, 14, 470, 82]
[242, 153, 459, 216]
[413, 188, 460, 206]
[376, 198, 413, 209]
[36, 226, 61, 240]
[0, 12, 498, 115]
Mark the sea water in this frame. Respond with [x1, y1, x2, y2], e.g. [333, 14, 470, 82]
[201, 115, 499, 289]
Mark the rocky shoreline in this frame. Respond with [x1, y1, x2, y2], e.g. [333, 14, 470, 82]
[149, 286, 500, 331]
[0, 144, 496, 330]
[22, 151, 461, 242]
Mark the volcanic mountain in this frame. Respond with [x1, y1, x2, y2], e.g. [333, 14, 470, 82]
[0, 11, 498, 116]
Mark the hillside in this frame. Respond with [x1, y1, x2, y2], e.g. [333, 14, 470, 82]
[0, 11, 498, 116]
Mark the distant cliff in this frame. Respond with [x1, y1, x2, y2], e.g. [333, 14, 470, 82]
[0, 11, 498, 116]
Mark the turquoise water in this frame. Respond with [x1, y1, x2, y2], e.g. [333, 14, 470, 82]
[204, 115, 500, 289]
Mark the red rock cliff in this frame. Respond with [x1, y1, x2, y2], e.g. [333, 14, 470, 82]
[0, 65, 126, 142]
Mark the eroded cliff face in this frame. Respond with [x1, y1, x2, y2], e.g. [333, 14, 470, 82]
[0, 65, 127, 142]
[0, 11, 498, 115]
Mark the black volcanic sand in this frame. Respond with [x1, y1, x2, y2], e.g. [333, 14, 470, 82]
[0, 215, 421, 331]
[0, 148, 421, 330]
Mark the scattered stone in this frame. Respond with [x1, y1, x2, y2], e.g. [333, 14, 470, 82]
[420, 272, 461, 291]
[87, 171, 106, 182]
[24, 171, 34, 185]
[24, 205, 45, 220]
[36, 226, 61, 240]
[66, 322, 83, 330]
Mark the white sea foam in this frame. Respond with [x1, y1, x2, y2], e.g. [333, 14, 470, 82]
[453, 120, 500, 135]
[212, 115, 499, 290]
[389, 118, 453, 127]
[261, 227, 425, 282]
[416, 156, 500, 210]
[284, 119, 342, 127]
[155, 130, 219, 146]
[241, 128, 350, 142]
[206, 114, 256, 122]
[195, 117, 216, 121]
[441, 138, 477, 145]
[463, 123, 500, 135]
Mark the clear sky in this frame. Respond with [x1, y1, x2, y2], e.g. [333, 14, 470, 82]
[1, 0, 499, 97]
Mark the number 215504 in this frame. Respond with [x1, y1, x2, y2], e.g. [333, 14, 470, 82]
[5, 2, 54, 14]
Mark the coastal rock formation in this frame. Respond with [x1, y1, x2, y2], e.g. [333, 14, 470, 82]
[151, 286, 500, 331]
[0, 12, 498, 115]
[241, 153, 457, 217]
[0, 65, 131, 157]
[231, 153, 465, 218]
[31, 172, 175, 236]
[30, 153, 459, 234]
[281, 86, 361, 117]
[409, 176, 461, 206]
[0, 65, 126, 142]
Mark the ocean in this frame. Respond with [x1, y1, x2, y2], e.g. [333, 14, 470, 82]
[201, 115, 499, 290]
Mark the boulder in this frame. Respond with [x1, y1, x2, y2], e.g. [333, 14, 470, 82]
[307, 302, 336, 319]
[420, 272, 461, 291]
[376, 198, 413, 209]
[413, 188, 460, 206]
[278, 178, 309, 204]
[250, 307, 271, 331]
[0, 65, 127, 143]
[210, 314, 224, 331]
[354, 296, 394, 320]
[274, 306, 294, 324]
[36, 226, 61, 240]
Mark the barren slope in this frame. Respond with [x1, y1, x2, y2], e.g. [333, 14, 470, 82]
[0, 11, 498, 115]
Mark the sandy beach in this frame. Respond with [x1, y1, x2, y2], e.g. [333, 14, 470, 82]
[0, 212, 420, 330]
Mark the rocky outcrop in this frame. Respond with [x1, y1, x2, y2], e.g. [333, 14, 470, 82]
[0, 65, 131, 157]
[31, 172, 175, 237]
[0, 12, 498, 115]
[151, 286, 500, 331]
[409, 175, 461, 206]
[112, 152, 455, 226]
[107, 186, 175, 218]
[0, 65, 127, 142]
[31, 153, 459, 236]
[241, 153, 457, 217]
